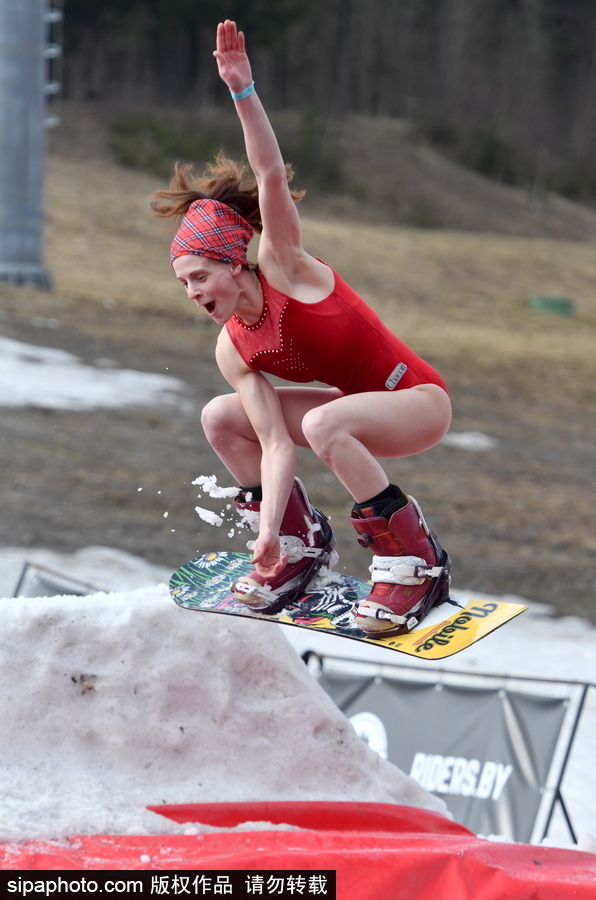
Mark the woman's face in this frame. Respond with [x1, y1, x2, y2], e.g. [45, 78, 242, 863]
[173, 255, 242, 324]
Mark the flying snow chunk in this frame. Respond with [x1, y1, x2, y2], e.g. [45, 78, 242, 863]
[193, 475, 239, 498]
[195, 506, 224, 527]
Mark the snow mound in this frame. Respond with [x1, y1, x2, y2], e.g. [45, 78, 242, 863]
[0, 586, 446, 840]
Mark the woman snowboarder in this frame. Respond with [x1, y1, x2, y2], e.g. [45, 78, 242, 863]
[152, 20, 452, 637]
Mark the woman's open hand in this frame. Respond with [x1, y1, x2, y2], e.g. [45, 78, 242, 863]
[213, 20, 253, 94]
[250, 531, 289, 580]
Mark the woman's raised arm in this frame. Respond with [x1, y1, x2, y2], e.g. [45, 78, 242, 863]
[212, 20, 305, 274]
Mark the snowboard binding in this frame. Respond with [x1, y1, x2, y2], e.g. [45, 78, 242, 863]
[232, 478, 336, 615]
[351, 495, 451, 637]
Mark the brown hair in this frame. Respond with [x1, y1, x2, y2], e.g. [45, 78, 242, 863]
[151, 154, 304, 234]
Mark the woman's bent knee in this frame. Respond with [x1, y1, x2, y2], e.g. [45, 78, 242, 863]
[201, 394, 242, 439]
[301, 406, 334, 456]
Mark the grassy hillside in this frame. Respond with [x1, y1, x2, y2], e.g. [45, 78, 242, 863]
[42, 147, 596, 415]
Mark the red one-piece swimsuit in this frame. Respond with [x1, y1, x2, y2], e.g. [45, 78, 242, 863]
[225, 263, 448, 395]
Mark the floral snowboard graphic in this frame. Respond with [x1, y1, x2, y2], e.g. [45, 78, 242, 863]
[170, 552, 526, 660]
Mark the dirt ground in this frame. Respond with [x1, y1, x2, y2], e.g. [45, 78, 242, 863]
[1, 103, 595, 626]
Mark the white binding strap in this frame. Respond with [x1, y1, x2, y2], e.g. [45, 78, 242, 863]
[369, 555, 443, 585]
[233, 580, 269, 599]
[232, 578, 277, 608]
[356, 603, 408, 626]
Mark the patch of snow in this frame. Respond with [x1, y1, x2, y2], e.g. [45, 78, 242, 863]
[441, 431, 500, 451]
[0, 335, 188, 411]
[0, 546, 171, 598]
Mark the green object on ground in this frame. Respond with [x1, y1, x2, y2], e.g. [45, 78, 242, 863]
[528, 296, 575, 316]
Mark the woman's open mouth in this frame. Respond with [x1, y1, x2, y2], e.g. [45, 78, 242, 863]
[204, 301, 216, 315]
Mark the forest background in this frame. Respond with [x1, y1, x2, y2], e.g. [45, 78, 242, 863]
[62, 0, 596, 204]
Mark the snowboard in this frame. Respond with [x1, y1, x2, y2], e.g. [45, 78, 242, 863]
[170, 552, 526, 660]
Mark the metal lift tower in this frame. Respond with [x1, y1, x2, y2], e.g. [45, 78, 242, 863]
[0, 0, 59, 288]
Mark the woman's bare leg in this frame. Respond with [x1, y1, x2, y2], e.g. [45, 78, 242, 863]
[201, 383, 451, 501]
[300, 384, 452, 501]
[200, 386, 344, 486]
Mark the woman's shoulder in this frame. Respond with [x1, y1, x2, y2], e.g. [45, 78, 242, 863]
[257, 251, 336, 304]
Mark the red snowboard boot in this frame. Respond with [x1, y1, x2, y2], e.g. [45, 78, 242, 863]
[351, 496, 451, 636]
[232, 478, 336, 614]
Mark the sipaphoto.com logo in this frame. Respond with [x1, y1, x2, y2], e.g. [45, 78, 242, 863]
[409, 753, 513, 801]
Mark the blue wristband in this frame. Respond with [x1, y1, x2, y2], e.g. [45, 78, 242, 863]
[230, 82, 255, 101]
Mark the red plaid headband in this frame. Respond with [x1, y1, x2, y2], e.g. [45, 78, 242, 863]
[170, 198, 254, 267]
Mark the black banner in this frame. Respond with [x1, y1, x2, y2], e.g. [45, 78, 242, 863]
[318, 663, 586, 844]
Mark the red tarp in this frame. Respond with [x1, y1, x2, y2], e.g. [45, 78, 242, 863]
[2, 802, 595, 898]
